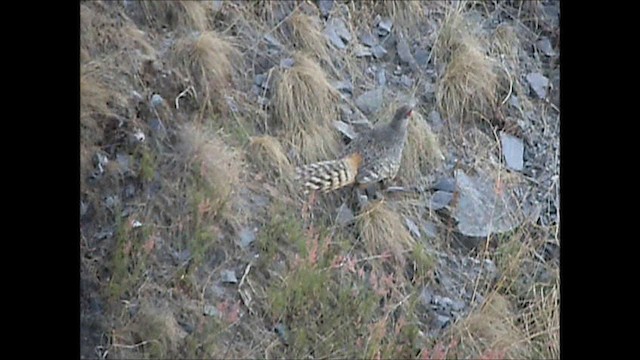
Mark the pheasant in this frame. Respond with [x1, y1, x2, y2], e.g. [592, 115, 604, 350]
[295, 104, 414, 195]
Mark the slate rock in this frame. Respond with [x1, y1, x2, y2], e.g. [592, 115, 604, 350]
[377, 17, 393, 36]
[526, 72, 549, 99]
[405, 217, 421, 239]
[239, 227, 256, 248]
[116, 153, 131, 172]
[400, 74, 414, 88]
[422, 220, 438, 238]
[428, 110, 443, 132]
[376, 68, 386, 86]
[221, 270, 238, 284]
[280, 58, 295, 69]
[536, 37, 556, 56]
[372, 44, 387, 59]
[264, 33, 283, 49]
[432, 177, 456, 192]
[396, 31, 417, 71]
[420, 287, 434, 305]
[203, 304, 219, 317]
[453, 169, 526, 237]
[212, 0, 223, 11]
[500, 132, 524, 171]
[324, 18, 351, 49]
[360, 32, 377, 47]
[355, 88, 384, 115]
[336, 203, 355, 226]
[430, 191, 454, 210]
[414, 48, 430, 66]
[333, 120, 357, 140]
[354, 44, 373, 57]
[150, 94, 164, 108]
[332, 80, 353, 94]
[434, 314, 451, 329]
[317, 0, 333, 17]
[254, 73, 267, 87]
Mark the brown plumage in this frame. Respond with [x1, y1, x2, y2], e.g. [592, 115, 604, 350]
[296, 104, 414, 193]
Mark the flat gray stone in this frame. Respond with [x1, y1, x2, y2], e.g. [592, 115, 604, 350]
[332, 80, 353, 94]
[432, 177, 456, 192]
[355, 88, 384, 115]
[317, 0, 333, 17]
[203, 304, 219, 317]
[396, 31, 416, 70]
[420, 287, 434, 305]
[508, 95, 520, 108]
[526, 72, 549, 99]
[280, 58, 295, 69]
[434, 314, 451, 329]
[427, 110, 443, 132]
[536, 37, 556, 56]
[254, 73, 267, 87]
[453, 169, 526, 237]
[354, 44, 373, 57]
[80, 201, 88, 217]
[324, 18, 351, 49]
[221, 270, 238, 284]
[150, 94, 164, 108]
[500, 132, 524, 171]
[360, 32, 377, 47]
[414, 48, 430, 66]
[422, 220, 438, 238]
[239, 227, 256, 248]
[404, 217, 421, 239]
[264, 33, 283, 49]
[336, 203, 355, 226]
[377, 17, 393, 36]
[430, 191, 454, 210]
[372, 44, 387, 59]
[376, 68, 386, 86]
[116, 153, 130, 172]
[332, 18, 352, 43]
[333, 120, 357, 140]
[400, 74, 414, 88]
[274, 323, 289, 346]
[212, 0, 223, 11]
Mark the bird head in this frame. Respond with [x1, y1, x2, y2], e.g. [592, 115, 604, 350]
[391, 104, 415, 130]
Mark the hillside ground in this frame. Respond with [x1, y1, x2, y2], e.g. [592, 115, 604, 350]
[80, 1, 560, 359]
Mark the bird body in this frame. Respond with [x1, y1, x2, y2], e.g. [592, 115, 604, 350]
[296, 104, 414, 193]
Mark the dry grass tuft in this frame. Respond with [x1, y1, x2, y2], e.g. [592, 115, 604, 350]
[378, 0, 425, 29]
[355, 200, 416, 267]
[178, 123, 245, 223]
[171, 31, 242, 113]
[113, 300, 188, 359]
[247, 135, 295, 182]
[288, 11, 332, 65]
[490, 23, 535, 113]
[138, 0, 212, 32]
[449, 293, 528, 359]
[81, 2, 155, 61]
[434, 5, 500, 122]
[271, 53, 342, 162]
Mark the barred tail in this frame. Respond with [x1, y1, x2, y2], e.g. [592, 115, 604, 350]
[295, 153, 363, 193]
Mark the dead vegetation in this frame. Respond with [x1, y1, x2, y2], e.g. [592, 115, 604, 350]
[288, 11, 333, 66]
[135, 0, 213, 32]
[271, 53, 342, 163]
[171, 31, 242, 115]
[177, 123, 245, 225]
[81, 1, 559, 359]
[433, 4, 503, 123]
